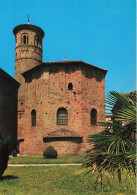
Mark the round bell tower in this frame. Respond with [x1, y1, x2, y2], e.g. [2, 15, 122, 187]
[13, 23, 45, 83]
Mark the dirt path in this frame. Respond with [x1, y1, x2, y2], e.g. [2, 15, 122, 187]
[8, 164, 82, 167]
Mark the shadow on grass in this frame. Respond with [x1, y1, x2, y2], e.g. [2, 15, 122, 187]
[0, 175, 19, 181]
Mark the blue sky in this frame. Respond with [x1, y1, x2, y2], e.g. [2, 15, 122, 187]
[0, 0, 136, 95]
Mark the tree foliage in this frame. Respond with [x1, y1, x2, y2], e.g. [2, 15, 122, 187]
[76, 91, 136, 189]
[12, 150, 17, 157]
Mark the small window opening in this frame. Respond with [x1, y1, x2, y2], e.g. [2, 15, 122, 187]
[34, 35, 39, 46]
[23, 36, 26, 44]
[91, 109, 97, 125]
[21, 34, 29, 44]
[68, 83, 73, 90]
[31, 109, 36, 126]
[37, 38, 39, 46]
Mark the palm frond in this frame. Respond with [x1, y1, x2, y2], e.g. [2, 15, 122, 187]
[77, 91, 136, 189]
[106, 91, 136, 124]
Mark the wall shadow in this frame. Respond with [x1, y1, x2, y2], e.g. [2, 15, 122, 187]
[43, 137, 83, 143]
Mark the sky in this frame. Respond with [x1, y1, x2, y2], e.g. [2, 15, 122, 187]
[0, 0, 136, 95]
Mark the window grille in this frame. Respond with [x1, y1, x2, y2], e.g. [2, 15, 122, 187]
[57, 108, 68, 125]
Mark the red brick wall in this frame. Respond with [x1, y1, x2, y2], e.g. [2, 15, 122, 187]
[14, 25, 106, 156]
[15, 29, 43, 83]
[14, 25, 44, 109]
[18, 64, 106, 156]
[14, 25, 44, 150]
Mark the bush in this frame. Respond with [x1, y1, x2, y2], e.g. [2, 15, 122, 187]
[43, 146, 58, 159]
[0, 132, 9, 178]
[12, 150, 17, 157]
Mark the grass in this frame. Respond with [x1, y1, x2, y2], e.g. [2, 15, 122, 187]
[8, 155, 85, 164]
[0, 166, 135, 195]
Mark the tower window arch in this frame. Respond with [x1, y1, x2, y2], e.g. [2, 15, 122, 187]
[23, 36, 26, 44]
[91, 109, 97, 125]
[68, 83, 73, 90]
[57, 108, 68, 125]
[34, 35, 39, 46]
[31, 109, 36, 126]
[21, 34, 29, 44]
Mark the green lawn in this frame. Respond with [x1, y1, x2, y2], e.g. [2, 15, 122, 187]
[0, 166, 135, 195]
[8, 156, 85, 164]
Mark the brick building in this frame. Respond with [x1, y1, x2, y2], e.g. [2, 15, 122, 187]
[0, 68, 20, 153]
[13, 23, 107, 155]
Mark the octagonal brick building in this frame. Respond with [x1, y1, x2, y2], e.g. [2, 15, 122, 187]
[13, 23, 107, 156]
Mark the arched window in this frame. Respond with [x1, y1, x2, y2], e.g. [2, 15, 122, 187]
[23, 36, 26, 44]
[31, 109, 36, 126]
[34, 35, 39, 46]
[21, 34, 29, 44]
[68, 83, 73, 90]
[91, 109, 97, 125]
[57, 108, 68, 125]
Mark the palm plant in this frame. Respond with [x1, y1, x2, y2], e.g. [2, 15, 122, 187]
[76, 91, 136, 189]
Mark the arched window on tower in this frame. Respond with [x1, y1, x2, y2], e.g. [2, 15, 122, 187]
[21, 34, 29, 44]
[91, 109, 97, 125]
[34, 35, 39, 46]
[68, 83, 73, 90]
[57, 108, 68, 125]
[23, 36, 26, 44]
[31, 109, 36, 126]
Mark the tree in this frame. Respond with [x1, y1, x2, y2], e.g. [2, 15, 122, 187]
[0, 132, 9, 179]
[76, 91, 136, 189]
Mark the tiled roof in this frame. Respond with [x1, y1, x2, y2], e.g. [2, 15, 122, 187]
[43, 128, 82, 138]
[22, 60, 107, 77]
[13, 24, 45, 37]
